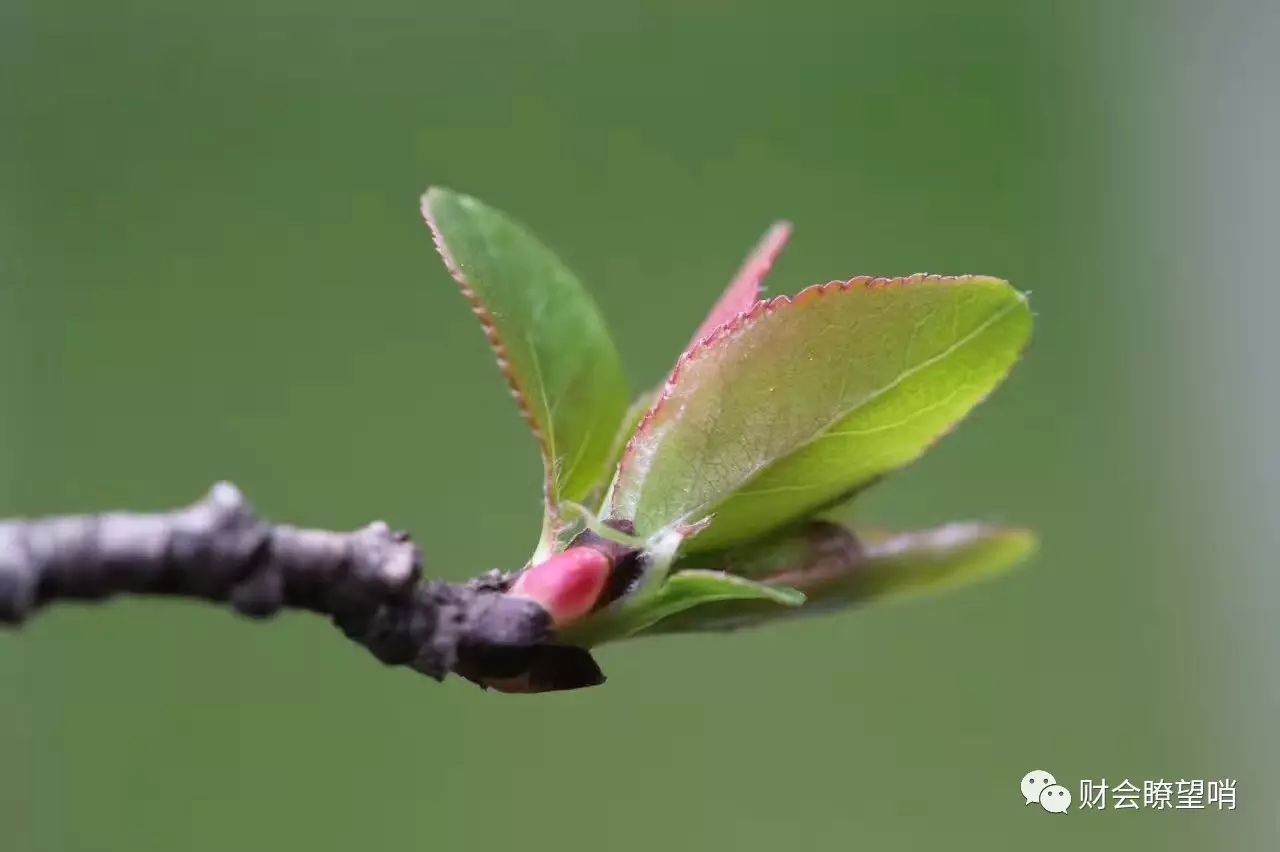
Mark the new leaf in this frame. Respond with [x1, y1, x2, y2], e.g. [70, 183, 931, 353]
[422, 188, 629, 554]
[686, 221, 791, 347]
[560, 569, 804, 646]
[610, 275, 1031, 552]
[643, 523, 1036, 635]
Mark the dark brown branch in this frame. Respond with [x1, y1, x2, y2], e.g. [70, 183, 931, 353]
[0, 483, 604, 692]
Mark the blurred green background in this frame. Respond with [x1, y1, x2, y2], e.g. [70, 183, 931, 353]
[3, 0, 1276, 848]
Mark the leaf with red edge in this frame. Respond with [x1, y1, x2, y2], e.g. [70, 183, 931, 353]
[421, 188, 629, 553]
[686, 222, 791, 348]
[608, 275, 1031, 552]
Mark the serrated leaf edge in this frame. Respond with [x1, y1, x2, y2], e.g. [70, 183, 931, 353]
[421, 189, 558, 514]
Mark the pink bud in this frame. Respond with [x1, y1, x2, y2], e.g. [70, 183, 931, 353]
[508, 547, 611, 627]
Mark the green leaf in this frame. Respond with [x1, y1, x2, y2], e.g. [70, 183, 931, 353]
[849, 524, 1036, 603]
[560, 569, 804, 647]
[642, 523, 1036, 635]
[422, 188, 629, 549]
[609, 275, 1031, 552]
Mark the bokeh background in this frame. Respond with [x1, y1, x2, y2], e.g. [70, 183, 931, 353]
[3, 0, 1277, 848]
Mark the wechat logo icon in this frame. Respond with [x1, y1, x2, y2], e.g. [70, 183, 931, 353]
[1022, 769, 1071, 813]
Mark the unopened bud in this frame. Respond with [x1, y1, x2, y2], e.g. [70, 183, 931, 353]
[508, 546, 612, 627]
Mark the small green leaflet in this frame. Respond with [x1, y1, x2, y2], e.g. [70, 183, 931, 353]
[609, 275, 1032, 552]
[422, 188, 629, 556]
[559, 569, 804, 647]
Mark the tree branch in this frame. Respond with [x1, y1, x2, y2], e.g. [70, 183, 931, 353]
[0, 483, 604, 692]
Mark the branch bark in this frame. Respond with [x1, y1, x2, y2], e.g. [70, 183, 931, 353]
[0, 483, 604, 692]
